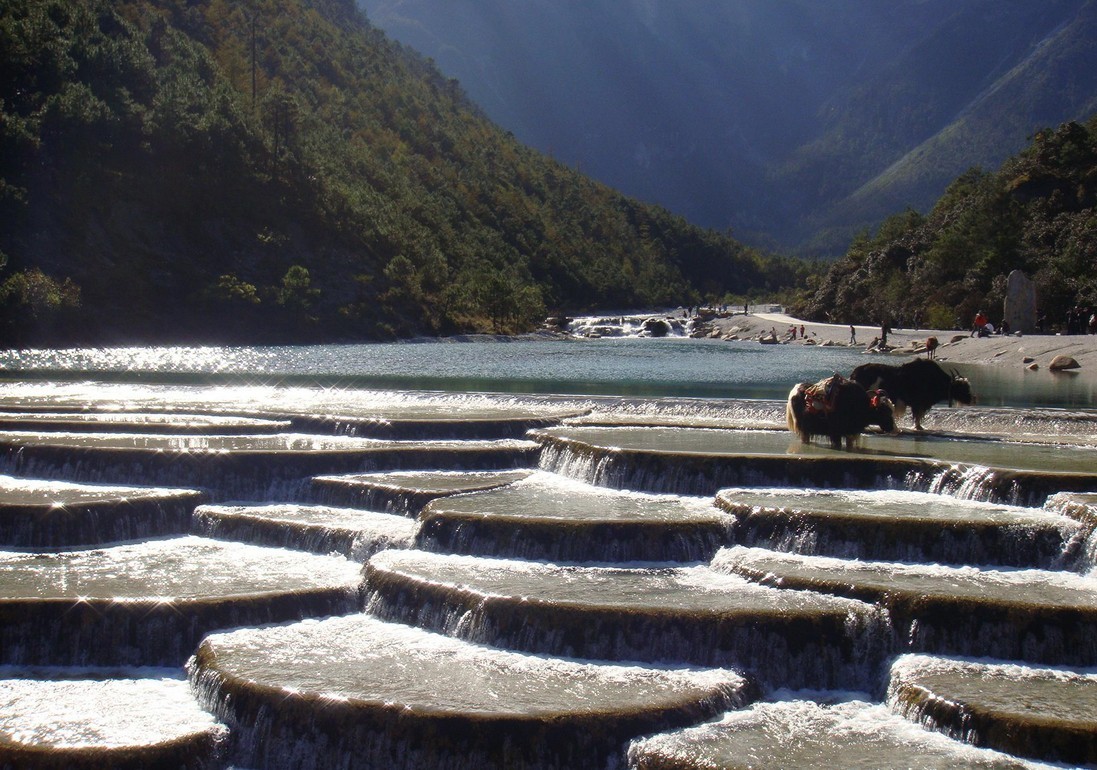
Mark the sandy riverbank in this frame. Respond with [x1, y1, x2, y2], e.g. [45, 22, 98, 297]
[703, 311, 1097, 380]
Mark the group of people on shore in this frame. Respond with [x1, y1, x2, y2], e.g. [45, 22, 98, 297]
[970, 311, 1008, 337]
[1065, 306, 1097, 335]
[970, 307, 1096, 337]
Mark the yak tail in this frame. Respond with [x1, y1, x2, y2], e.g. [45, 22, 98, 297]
[786, 384, 803, 435]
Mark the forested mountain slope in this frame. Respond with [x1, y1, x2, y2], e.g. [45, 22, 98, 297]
[362, 0, 1097, 254]
[794, 118, 1097, 332]
[0, 0, 791, 345]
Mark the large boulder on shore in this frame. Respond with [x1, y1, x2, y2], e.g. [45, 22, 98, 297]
[1049, 355, 1081, 371]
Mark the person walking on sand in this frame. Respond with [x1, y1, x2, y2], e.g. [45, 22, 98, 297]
[849, 324, 856, 345]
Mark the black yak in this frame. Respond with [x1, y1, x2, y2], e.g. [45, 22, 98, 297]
[786, 373, 897, 449]
[849, 358, 973, 431]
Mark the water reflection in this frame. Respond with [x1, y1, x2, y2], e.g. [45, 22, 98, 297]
[1, 339, 1094, 408]
[951, 362, 1097, 409]
[0, 340, 887, 401]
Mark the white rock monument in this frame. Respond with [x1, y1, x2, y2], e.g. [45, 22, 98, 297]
[1003, 269, 1037, 334]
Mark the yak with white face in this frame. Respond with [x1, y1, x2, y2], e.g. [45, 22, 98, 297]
[786, 374, 896, 449]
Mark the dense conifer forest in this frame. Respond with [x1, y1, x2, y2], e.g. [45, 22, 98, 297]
[0, 0, 802, 345]
[794, 117, 1097, 333]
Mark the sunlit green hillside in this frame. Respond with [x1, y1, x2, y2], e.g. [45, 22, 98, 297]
[0, 0, 799, 345]
[795, 118, 1097, 331]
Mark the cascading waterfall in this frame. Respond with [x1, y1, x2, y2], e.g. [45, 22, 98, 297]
[0, 434, 538, 502]
[924, 464, 1018, 502]
[537, 439, 612, 487]
[194, 504, 418, 561]
[718, 487, 1085, 570]
[362, 552, 895, 693]
[1, 367, 1096, 768]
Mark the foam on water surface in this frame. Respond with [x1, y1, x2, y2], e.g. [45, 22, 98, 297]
[1046, 491, 1097, 525]
[196, 503, 417, 536]
[717, 487, 1082, 569]
[368, 549, 860, 616]
[0, 376, 1094, 764]
[713, 545, 1097, 610]
[194, 613, 746, 717]
[0, 430, 534, 454]
[889, 654, 1097, 731]
[416, 472, 734, 561]
[718, 487, 1071, 527]
[0, 430, 539, 501]
[0, 474, 204, 548]
[0, 536, 364, 666]
[312, 469, 536, 515]
[0, 382, 586, 425]
[714, 546, 1097, 664]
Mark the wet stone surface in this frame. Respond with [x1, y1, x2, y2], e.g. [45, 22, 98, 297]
[195, 502, 418, 560]
[312, 469, 534, 514]
[0, 474, 203, 548]
[716, 487, 1081, 568]
[416, 472, 734, 561]
[0, 536, 363, 666]
[0, 672, 227, 766]
[628, 698, 1048, 769]
[888, 655, 1097, 766]
[190, 614, 752, 770]
[365, 549, 885, 691]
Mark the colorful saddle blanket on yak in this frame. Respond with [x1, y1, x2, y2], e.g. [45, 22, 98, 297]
[803, 374, 844, 415]
[804, 374, 889, 415]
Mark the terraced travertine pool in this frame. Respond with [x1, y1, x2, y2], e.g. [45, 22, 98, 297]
[0, 377, 1094, 768]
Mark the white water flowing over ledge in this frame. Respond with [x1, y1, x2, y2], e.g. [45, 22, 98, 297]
[0, 363, 1093, 767]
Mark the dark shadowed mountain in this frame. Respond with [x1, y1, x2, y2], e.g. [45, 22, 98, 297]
[360, 0, 1097, 254]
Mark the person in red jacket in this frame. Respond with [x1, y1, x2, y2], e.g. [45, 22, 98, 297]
[971, 311, 988, 337]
